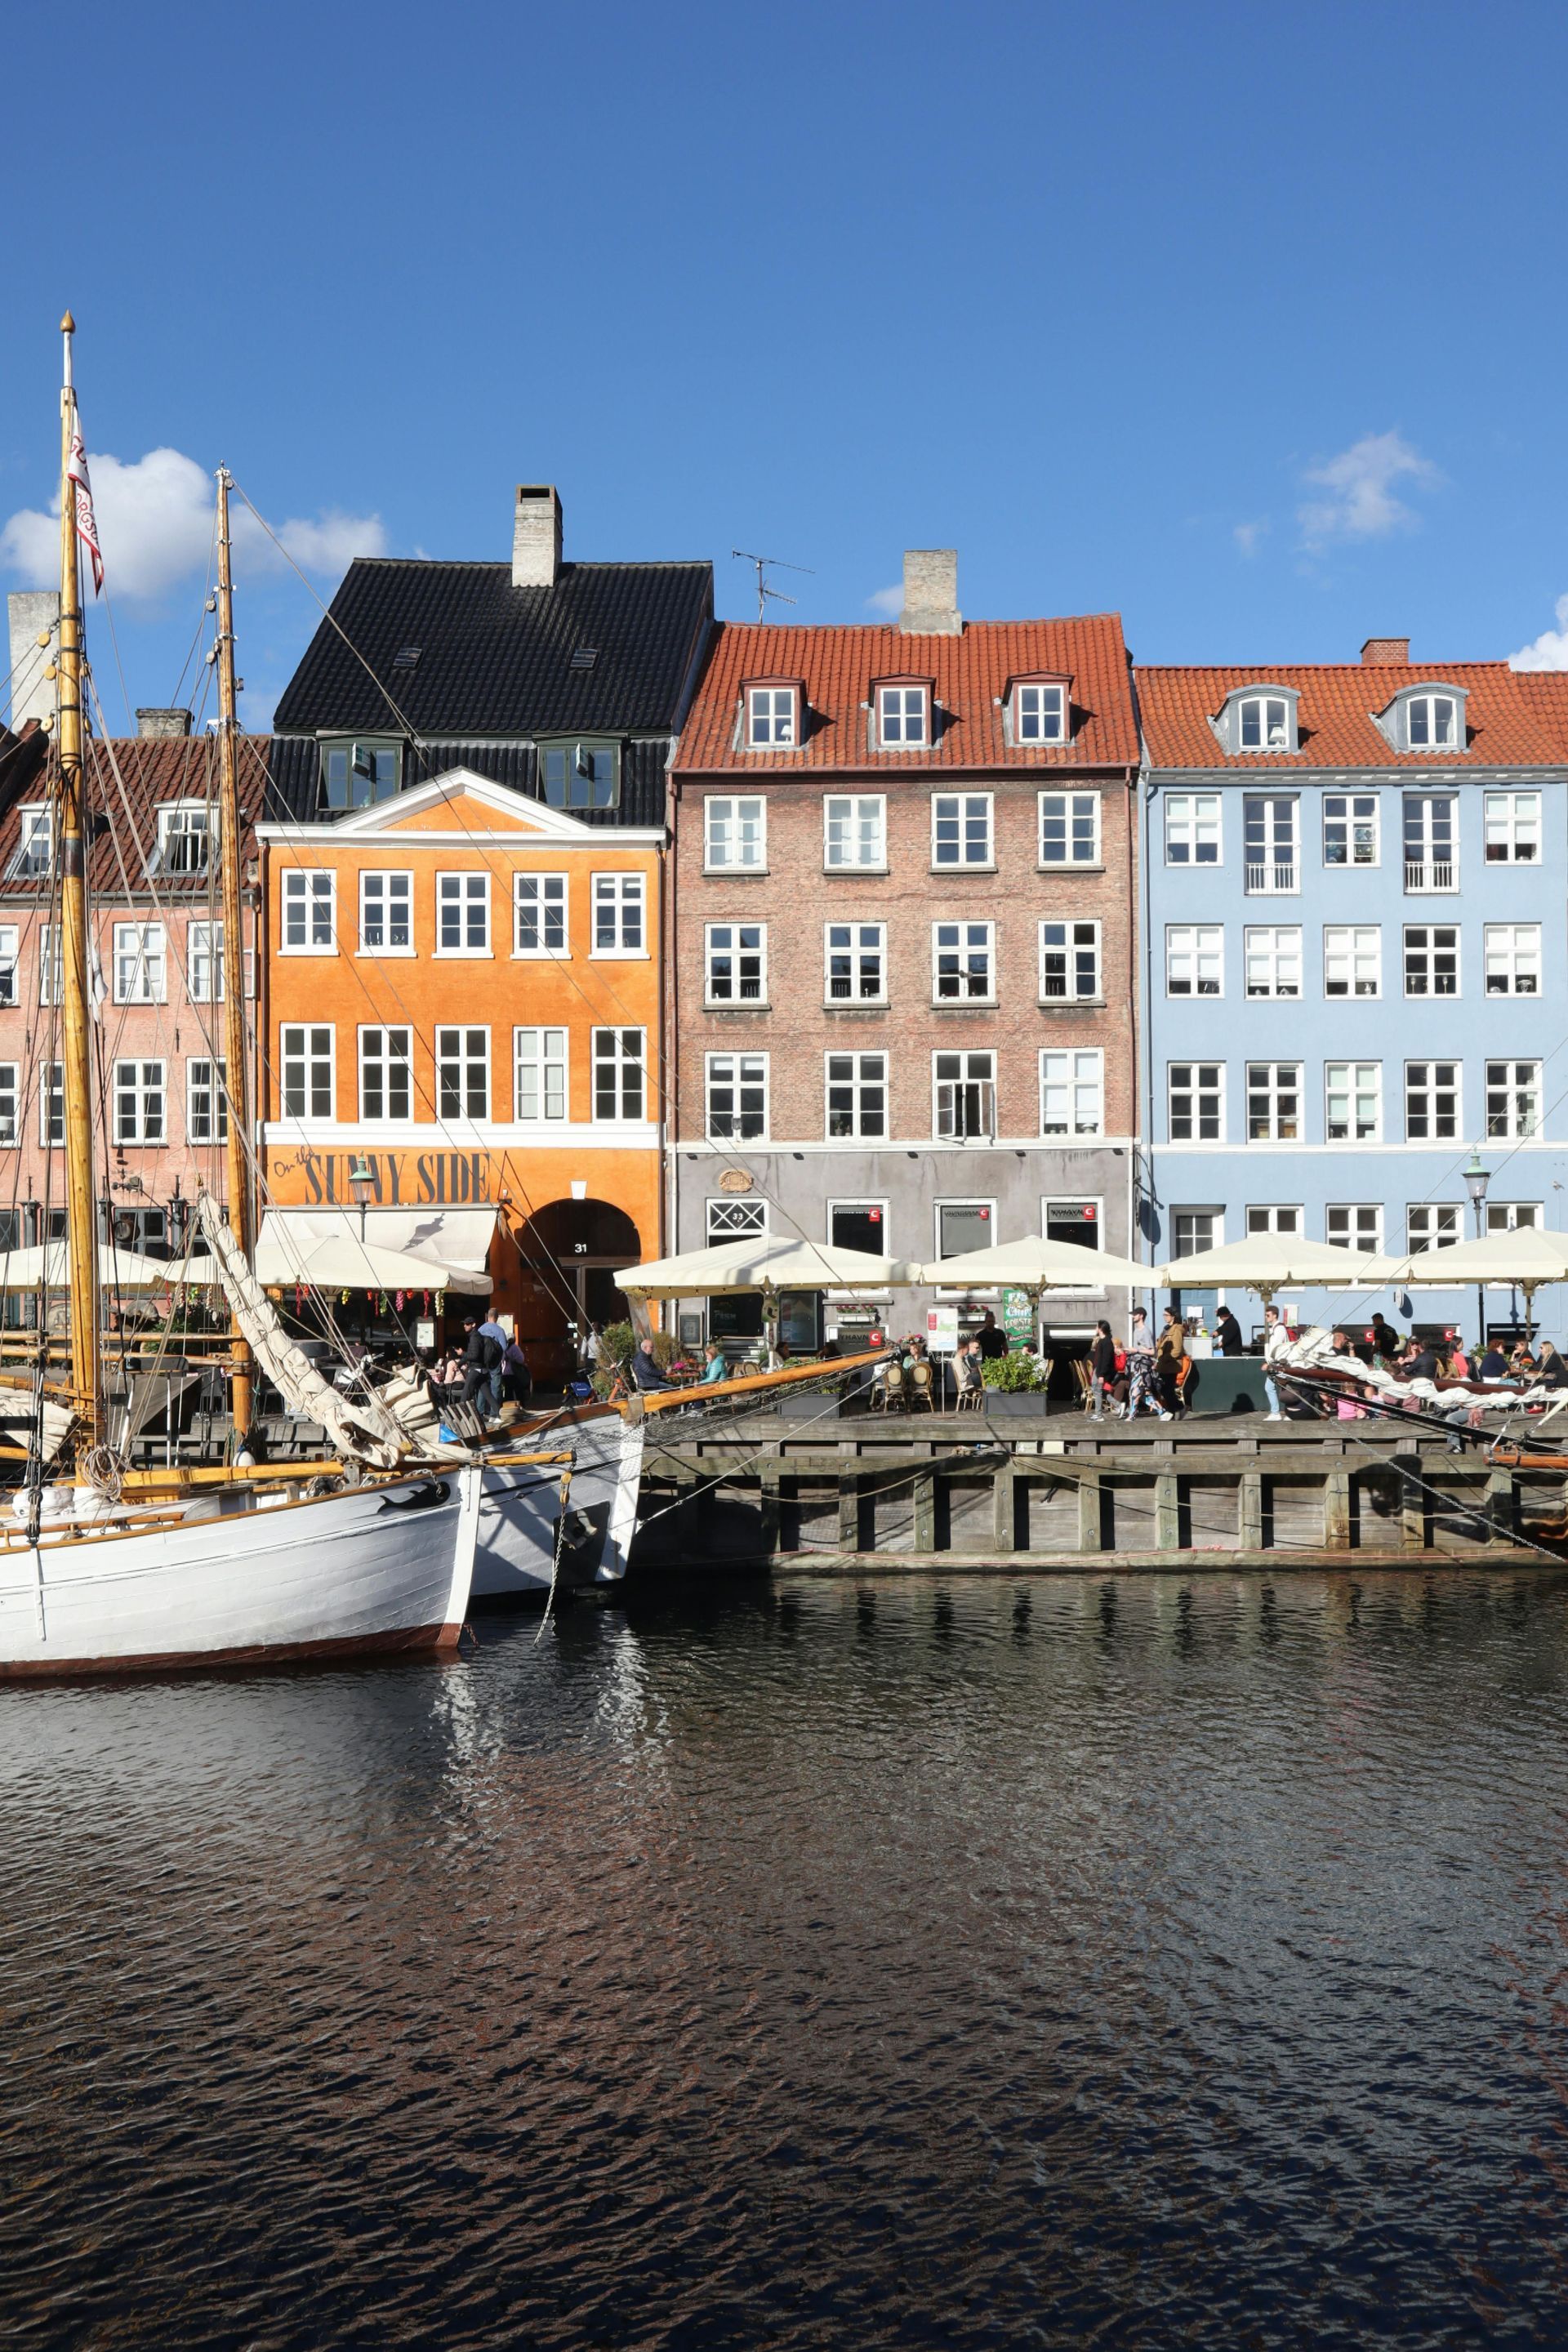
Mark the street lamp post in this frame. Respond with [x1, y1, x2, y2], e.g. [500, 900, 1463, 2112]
[347, 1153, 375, 1245]
[1463, 1148, 1491, 1351]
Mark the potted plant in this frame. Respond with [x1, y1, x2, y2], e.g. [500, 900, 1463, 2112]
[980, 1348, 1049, 1415]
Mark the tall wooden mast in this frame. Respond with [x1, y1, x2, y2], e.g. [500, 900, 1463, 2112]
[56, 314, 101, 1441]
[213, 468, 253, 1437]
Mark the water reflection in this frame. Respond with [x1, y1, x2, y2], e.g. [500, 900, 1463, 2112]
[5, 1568, 1568, 2349]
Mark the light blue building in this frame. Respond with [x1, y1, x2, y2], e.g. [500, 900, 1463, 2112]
[1138, 643, 1568, 1343]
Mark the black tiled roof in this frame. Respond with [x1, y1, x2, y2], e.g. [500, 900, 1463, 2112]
[262, 738, 670, 829]
[272, 559, 713, 736]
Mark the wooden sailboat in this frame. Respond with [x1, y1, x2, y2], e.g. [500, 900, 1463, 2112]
[0, 319, 480, 1677]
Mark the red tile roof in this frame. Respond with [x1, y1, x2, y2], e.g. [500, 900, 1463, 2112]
[674, 616, 1139, 774]
[1138, 662, 1568, 771]
[0, 733, 271, 899]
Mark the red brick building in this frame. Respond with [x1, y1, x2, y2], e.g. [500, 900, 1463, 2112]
[668, 553, 1141, 1348]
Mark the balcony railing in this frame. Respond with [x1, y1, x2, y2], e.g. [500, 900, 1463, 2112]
[1405, 859, 1457, 893]
[1244, 861, 1297, 894]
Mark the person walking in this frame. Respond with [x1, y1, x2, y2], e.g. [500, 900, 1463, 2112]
[502, 1333, 532, 1410]
[1089, 1320, 1120, 1420]
[478, 1311, 510, 1419]
[1262, 1304, 1291, 1421]
[1370, 1312, 1401, 1365]
[460, 1315, 502, 1423]
[1156, 1308, 1185, 1418]
[1126, 1307, 1158, 1419]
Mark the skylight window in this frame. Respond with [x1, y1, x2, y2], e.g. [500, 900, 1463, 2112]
[391, 645, 421, 671]
[569, 648, 599, 670]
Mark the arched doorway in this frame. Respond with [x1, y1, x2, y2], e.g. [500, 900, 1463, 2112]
[513, 1198, 644, 1379]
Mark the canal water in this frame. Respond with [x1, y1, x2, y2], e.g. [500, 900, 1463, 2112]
[5, 1569, 1568, 2350]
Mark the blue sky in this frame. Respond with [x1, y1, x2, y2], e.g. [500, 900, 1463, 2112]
[5, 0, 1567, 732]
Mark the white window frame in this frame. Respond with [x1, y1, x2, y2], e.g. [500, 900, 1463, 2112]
[1403, 924, 1459, 999]
[514, 872, 568, 959]
[933, 1199, 998, 1274]
[14, 805, 51, 880]
[186, 1056, 229, 1146]
[186, 919, 221, 1004]
[36, 924, 60, 1008]
[358, 1026, 414, 1123]
[1237, 693, 1294, 753]
[113, 922, 167, 1006]
[1165, 924, 1223, 998]
[1322, 793, 1380, 868]
[1039, 920, 1102, 1002]
[930, 793, 994, 869]
[592, 1028, 648, 1125]
[1322, 924, 1381, 1000]
[1039, 791, 1102, 867]
[39, 1061, 63, 1147]
[1168, 1062, 1225, 1143]
[1405, 1061, 1462, 1143]
[434, 871, 490, 957]
[590, 871, 647, 959]
[1325, 1061, 1383, 1143]
[877, 683, 929, 749]
[1407, 1204, 1462, 1255]
[704, 1049, 767, 1140]
[825, 920, 887, 1005]
[827, 1198, 889, 1254]
[279, 1025, 334, 1122]
[933, 920, 996, 1004]
[1403, 794, 1459, 893]
[1327, 1204, 1383, 1255]
[0, 925, 16, 1008]
[1486, 1059, 1542, 1142]
[1013, 681, 1067, 744]
[1040, 1197, 1106, 1280]
[1173, 1206, 1223, 1258]
[1243, 925, 1301, 1000]
[1484, 923, 1541, 997]
[825, 1049, 889, 1140]
[704, 921, 767, 1006]
[1040, 1049, 1103, 1138]
[112, 1058, 166, 1146]
[434, 1025, 490, 1122]
[1486, 1201, 1543, 1236]
[746, 684, 798, 750]
[280, 868, 336, 953]
[824, 795, 886, 870]
[513, 1027, 568, 1123]
[1242, 795, 1299, 894]
[933, 1049, 996, 1142]
[0, 1062, 17, 1147]
[1405, 693, 1460, 752]
[1245, 1205, 1303, 1238]
[155, 801, 213, 875]
[359, 870, 413, 956]
[703, 795, 766, 872]
[1484, 791, 1540, 865]
[1164, 792, 1222, 866]
[1245, 1060, 1303, 1143]
[707, 1196, 768, 1241]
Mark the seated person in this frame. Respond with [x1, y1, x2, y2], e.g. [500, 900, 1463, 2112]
[630, 1336, 676, 1392]
[699, 1341, 730, 1385]
[956, 1338, 985, 1393]
[1477, 1341, 1512, 1380]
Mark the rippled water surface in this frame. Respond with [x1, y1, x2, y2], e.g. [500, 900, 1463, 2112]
[7, 1570, 1568, 2349]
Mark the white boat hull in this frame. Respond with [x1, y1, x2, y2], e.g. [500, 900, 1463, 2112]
[0, 1468, 480, 1680]
[473, 1413, 644, 1600]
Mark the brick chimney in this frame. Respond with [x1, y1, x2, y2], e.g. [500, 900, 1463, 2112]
[136, 708, 194, 739]
[512, 485, 563, 589]
[1361, 636, 1410, 666]
[899, 549, 961, 635]
[7, 590, 60, 730]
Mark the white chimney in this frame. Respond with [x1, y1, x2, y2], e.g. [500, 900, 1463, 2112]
[512, 485, 563, 589]
[899, 549, 960, 635]
[7, 590, 60, 731]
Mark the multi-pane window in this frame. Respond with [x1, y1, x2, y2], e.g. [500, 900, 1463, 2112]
[514, 1028, 568, 1122]
[1486, 1059, 1541, 1140]
[1408, 1204, 1461, 1254]
[747, 686, 796, 748]
[932, 795, 992, 866]
[39, 1062, 63, 1147]
[113, 923, 167, 1004]
[1484, 923, 1541, 996]
[0, 1062, 15, 1147]
[1246, 1205, 1302, 1236]
[515, 873, 567, 955]
[1403, 795, 1458, 892]
[1040, 792, 1100, 865]
[707, 1196, 767, 1241]
[280, 1025, 333, 1120]
[825, 796, 886, 867]
[1325, 1061, 1382, 1142]
[705, 923, 765, 1004]
[1164, 792, 1221, 866]
[878, 684, 928, 747]
[187, 1058, 228, 1145]
[155, 803, 212, 874]
[1323, 924, 1380, 998]
[704, 1050, 765, 1138]
[1486, 1202, 1543, 1235]
[1238, 693, 1291, 751]
[933, 920, 995, 1000]
[541, 744, 617, 808]
[323, 739, 399, 808]
[1169, 1062, 1223, 1143]
[592, 872, 645, 954]
[934, 1050, 996, 1140]
[1173, 1208, 1221, 1257]
[1485, 791, 1540, 863]
[113, 1060, 166, 1145]
[359, 1028, 413, 1121]
[188, 920, 223, 1003]
[1323, 794, 1379, 866]
[1040, 920, 1101, 1000]
[1405, 1061, 1460, 1141]
[826, 1051, 888, 1138]
[1165, 924, 1223, 996]
[360, 871, 412, 952]
[15, 807, 51, 879]
[704, 796, 765, 870]
[1014, 682, 1067, 742]
[1244, 925, 1301, 999]
[593, 1029, 647, 1123]
[1243, 795, 1298, 893]
[1327, 1204, 1383, 1254]
[1245, 1060, 1302, 1142]
[1403, 925, 1459, 997]
[0, 926, 16, 1007]
[1040, 1049, 1103, 1137]
[1406, 693, 1459, 750]
[436, 872, 488, 952]
[282, 869, 335, 950]
[38, 924, 63, 1008]
[826, 921, 886, 1003]
[435, 1027, 489, 1120]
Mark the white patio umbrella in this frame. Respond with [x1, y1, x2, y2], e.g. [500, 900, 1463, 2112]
[1155, 1236, 1383, 1300]
[0, 1241, 218, 1291]
[915, 1234, 1151, 1290]
[1353, 1225, 1568, 1341]
[620, 1235, 920, 1298]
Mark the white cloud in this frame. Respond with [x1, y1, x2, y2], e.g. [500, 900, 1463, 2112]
[866, 582, 902, 617]
[0, 444, 385, 604]
[1510, 594, 1568, 671]
[1297, 430, 1441, 548]
[1233, 519, 1268, 557]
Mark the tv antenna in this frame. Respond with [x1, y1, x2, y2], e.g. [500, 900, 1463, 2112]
[733, 549, 814, 623]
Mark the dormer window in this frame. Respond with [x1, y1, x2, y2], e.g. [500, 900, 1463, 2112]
[1218, 686, 1299, 757]
[322, 738, 401, 810]
[746, 685, 799, 749]
[1406, 693, 1459, 751]
[541, 741, 619, 808]
[878, 684, 929, 749]
[11, 806, 52, 880]
[1013, 681, 1067, 743]
[154, 803, 213, 875]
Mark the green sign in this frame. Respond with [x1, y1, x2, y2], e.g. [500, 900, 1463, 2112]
[1000, 1287, 1036, 1339]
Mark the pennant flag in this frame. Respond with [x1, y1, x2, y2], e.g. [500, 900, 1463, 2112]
[67, 401, 104, 595]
